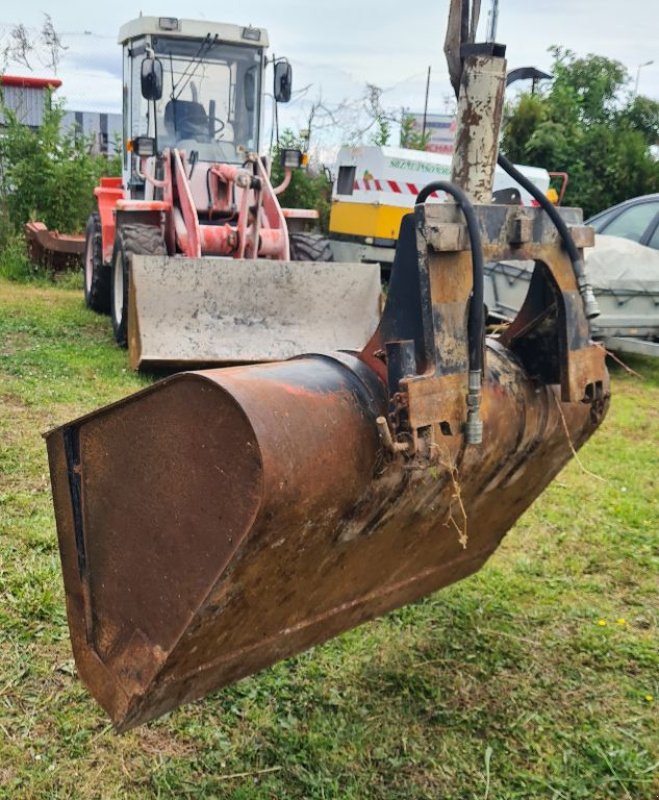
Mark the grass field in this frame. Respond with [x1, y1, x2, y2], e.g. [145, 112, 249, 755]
[0, 276, 657, 799]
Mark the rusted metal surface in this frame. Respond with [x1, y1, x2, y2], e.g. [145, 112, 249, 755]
[46, 340, 608, 731]
[421, 203, 600, 403]
[45, 199, 610, 730]
[450, 52, 507, 203]
[25, 222, 84, 271]
[444, 1, 483, 96]
[361, 201, 607, 458]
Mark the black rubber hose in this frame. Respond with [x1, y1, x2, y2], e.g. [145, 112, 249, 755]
[415, 181, 484, 374]
[496, 152, 599, 319]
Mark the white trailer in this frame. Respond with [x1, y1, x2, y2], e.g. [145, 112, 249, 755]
[328, 145, 553, 269]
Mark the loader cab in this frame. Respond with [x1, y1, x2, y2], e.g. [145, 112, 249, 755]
[120, 17, 270, 191]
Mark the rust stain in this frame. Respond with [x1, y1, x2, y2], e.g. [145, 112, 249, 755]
[45, 337, 608, 731]
[44, 156, 609, 733]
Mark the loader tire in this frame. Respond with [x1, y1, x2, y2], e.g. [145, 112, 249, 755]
[111, 224, 166, 347]
[83, 213, 110, 314]
[289, 232, 334, 262]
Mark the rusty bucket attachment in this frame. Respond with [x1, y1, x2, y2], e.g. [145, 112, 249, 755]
[45, 32, 609, 730]
[45, 197, 609, 731]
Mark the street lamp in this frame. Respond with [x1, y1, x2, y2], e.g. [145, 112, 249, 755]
[634, 60, 654, 97]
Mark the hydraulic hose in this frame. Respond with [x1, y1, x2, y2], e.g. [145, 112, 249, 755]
[496, 152, 600, 319]
[416, 181, 484, 374]
[416, 181, 484, 443]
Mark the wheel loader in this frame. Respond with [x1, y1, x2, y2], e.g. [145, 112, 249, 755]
[46, 1, 610, 732]
[82, 16, 382, 369]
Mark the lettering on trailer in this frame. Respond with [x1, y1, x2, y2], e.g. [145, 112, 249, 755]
[387, 158, 452, 175]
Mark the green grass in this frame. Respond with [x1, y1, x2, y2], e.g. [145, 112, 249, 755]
[0, 276, 657, 799]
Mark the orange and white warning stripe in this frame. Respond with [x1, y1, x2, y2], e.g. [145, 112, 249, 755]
[354, 178, 443, 199]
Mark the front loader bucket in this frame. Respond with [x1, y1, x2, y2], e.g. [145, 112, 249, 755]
[127, 256, 382, 370]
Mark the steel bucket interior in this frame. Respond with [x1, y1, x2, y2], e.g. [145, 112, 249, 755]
[127, 255, 382, 369]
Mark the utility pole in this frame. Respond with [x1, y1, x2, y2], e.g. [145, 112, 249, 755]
[487, 0, 499, 42]
[422, 65, 431, 141]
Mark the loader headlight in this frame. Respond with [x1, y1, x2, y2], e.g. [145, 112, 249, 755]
[280, 148, 303, 170]
[242, 27, 262, 42]
[130, 136, 156, 158]
[158, 17, 179, 31]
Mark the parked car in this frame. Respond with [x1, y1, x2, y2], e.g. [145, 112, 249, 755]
[484, 196, 659, 358]
[587, 194, 659, 250]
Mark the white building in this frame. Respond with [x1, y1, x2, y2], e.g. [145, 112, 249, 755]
[0, 74, 121, 155]
[60, 110, 122, 155]
[0, 75, 62, 128]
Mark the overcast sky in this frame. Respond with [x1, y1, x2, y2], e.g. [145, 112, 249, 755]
[1, 1, 657, 152]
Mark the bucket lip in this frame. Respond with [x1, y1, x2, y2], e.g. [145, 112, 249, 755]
[41, 369, 232, 440]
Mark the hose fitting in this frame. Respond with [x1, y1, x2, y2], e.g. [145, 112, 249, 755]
[465, 370, 483, 445]
[576, 268, 601, 320]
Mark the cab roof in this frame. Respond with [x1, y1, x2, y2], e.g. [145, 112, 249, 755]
[118, 16, 269, 48]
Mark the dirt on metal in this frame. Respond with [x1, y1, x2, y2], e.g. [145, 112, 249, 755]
[46, 335, 607, 730]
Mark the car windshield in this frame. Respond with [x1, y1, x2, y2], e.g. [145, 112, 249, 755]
[592, 199, 659, 244]
[149, 37, 262, 162]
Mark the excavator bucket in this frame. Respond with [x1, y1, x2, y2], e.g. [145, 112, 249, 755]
[127, 256, 382, 370]
[44, 33, 609, 732]
[45, 201, 609, 732]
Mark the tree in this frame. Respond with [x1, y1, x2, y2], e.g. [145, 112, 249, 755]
[399, 114, 432, 151]
[1, 14, 67, 74]
[0, 100, 121, 235]
[291, 83, 398, 151]
[501, 47, 659, 217]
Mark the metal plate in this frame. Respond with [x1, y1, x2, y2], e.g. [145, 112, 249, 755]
[128, 256, 382, 369]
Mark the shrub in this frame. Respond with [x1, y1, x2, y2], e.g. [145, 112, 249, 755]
[0, 95, 121, 280]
